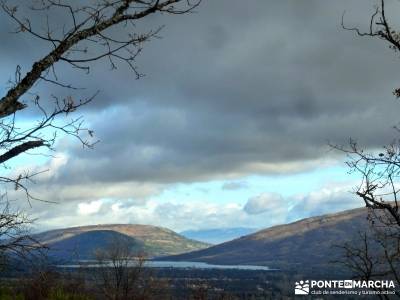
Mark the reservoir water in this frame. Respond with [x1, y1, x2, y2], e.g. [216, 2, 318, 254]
[59, 260, 272, 271]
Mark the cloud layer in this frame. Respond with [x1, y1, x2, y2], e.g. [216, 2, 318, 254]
[1, 0, 399, 230]
[22, 180, 359, 232]
[58, 0, 400, 187]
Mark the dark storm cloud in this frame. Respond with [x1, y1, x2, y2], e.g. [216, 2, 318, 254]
[3, 0, 400, 186]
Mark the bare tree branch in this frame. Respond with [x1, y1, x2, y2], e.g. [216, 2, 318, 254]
[0, 140, 46, 164]
[0, 0, 201, 118]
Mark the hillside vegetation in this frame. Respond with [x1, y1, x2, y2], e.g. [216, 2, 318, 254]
[33, 224, 209, 260]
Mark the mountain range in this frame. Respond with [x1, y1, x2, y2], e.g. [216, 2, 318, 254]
[162, 207, 371, 275]
[33, 224, 209, 261]
[32, 206, 378, 276]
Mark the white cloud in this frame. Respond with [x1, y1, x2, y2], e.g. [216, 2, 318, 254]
[244, 192, 285, 215]
[21, 178, 365, 233]
[287, 181, 361, 221]
[77, 200, 103, 215]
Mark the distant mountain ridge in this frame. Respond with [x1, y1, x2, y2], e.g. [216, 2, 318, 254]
[33, 224, 209, 260]
[180, 227, 258, 244]
[162, 207, 371, 275]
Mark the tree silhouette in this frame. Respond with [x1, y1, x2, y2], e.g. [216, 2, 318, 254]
[336, 1, 400, 294]
[0, 0, 201, 261]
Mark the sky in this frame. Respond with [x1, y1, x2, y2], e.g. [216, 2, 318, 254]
[1, 0, 400, 233]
